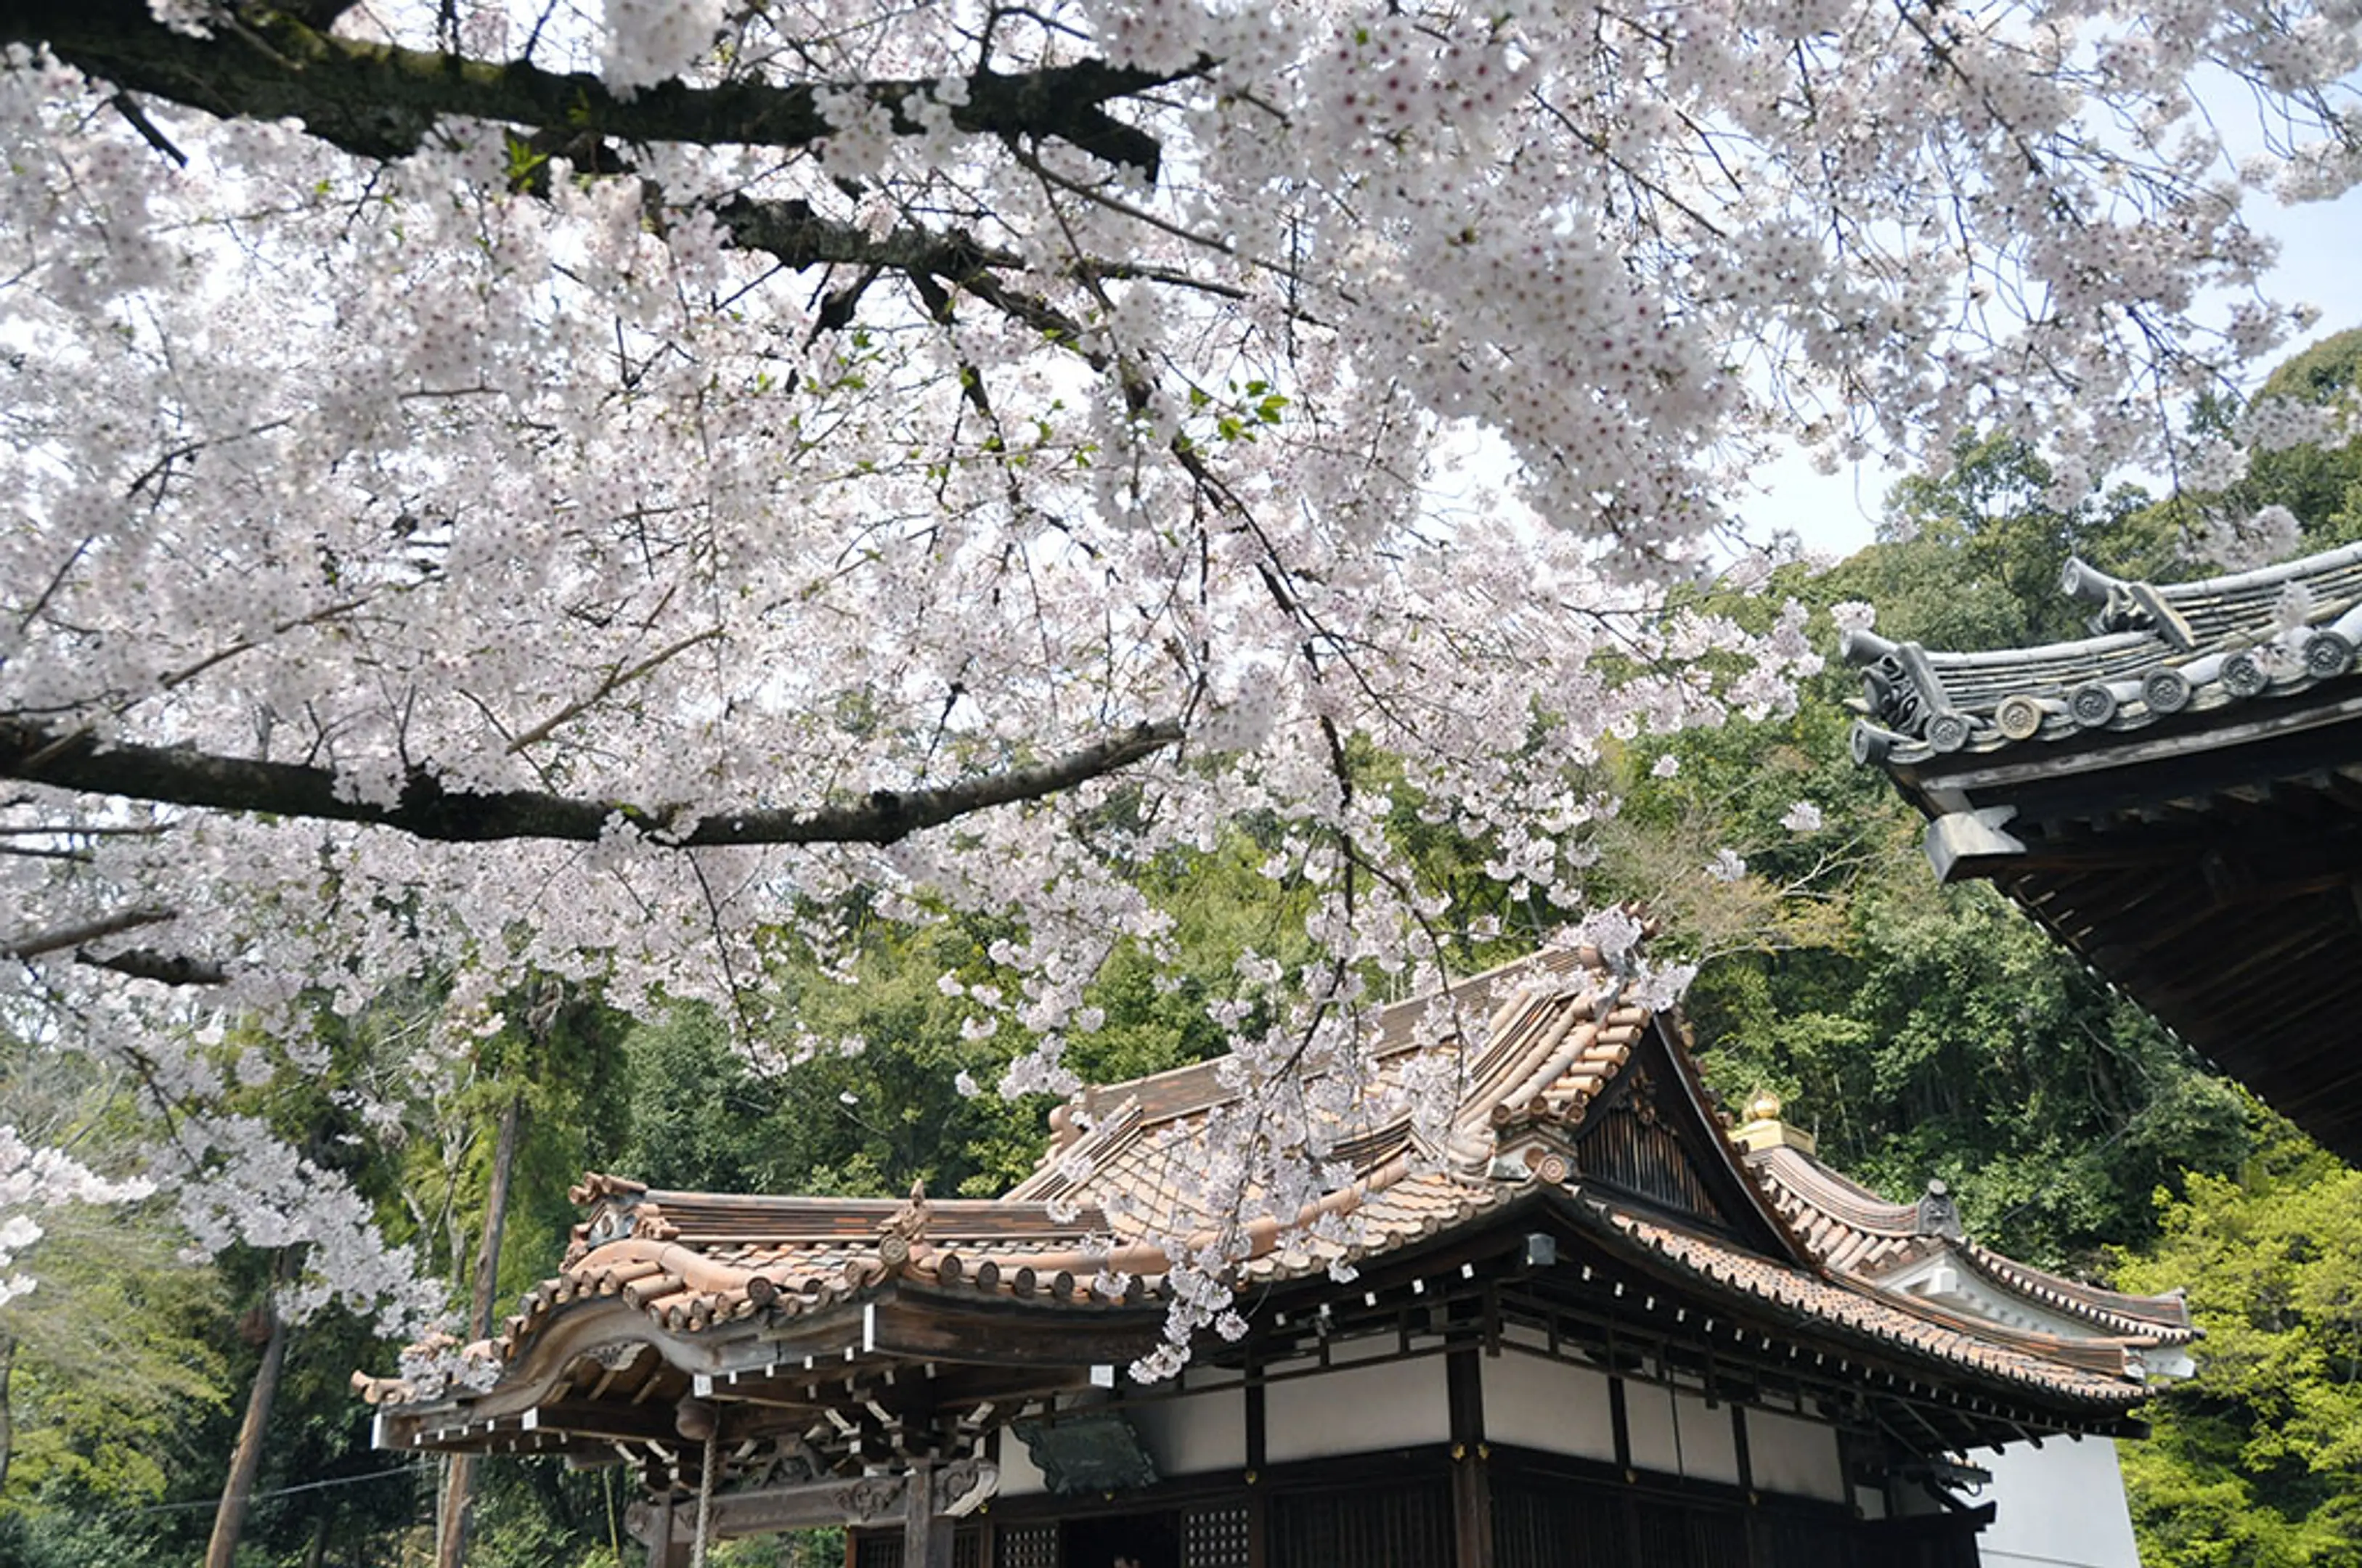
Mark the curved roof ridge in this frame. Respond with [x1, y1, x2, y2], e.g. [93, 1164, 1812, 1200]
[1913, 627, 2153, 671]
[1748, 1146, 2194, 1348]
[1749, 1143, 1928, 1236]
[1958, 1242, 2194, 1341]
[1844, 538, 2362, 767]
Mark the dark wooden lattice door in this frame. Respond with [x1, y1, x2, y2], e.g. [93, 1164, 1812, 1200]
[1269, 1477, 1451, 1568]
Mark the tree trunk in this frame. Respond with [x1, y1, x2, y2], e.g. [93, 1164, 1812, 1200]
[436, 1090, 526, 1568]
[303, 1503, 333, 1568]
[0, 1332, 17, 1495]
[207, 1254, 295, 1568]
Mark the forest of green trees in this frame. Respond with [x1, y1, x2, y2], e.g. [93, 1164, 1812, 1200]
[8, 337, 2362, 1568]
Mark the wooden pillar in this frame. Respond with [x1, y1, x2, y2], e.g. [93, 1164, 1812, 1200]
[904, 1462, 954, 1568]
[630, 1495, 692, 1568]
[1245, 1355, 1269, 1568]
[1446, 1346, 1491, 1568]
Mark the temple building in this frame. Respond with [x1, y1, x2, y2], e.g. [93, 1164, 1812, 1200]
[356, 947, 2190, 1568]
[1841, 539, 2362, 1164]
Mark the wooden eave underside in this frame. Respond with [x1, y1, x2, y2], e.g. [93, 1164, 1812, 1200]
[1894, 709, 2362, 1164]
[375, 1284, 1165, 1461]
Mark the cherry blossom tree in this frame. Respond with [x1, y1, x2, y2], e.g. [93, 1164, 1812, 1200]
[1, 0, 2358, 1338]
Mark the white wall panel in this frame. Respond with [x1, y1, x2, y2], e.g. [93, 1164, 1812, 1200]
[995, 1424, 1047, 1497]
[1479, 1354, 1616, 1462]
[1675, 1391, 1740, 1485]
[1125, 1389, 1246, 1478]
[1979, 1437, 2141, 1568]
[1265, 1357, 1449, 1463]
[1624, 1380, 1680, 1476]
[1746, 1408, 1846, 1503]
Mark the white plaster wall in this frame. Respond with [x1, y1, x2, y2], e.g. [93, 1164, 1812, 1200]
[995, 1424, 1047, 1497]
[1125, 1389, 1246, 1478]
[1979, 1437, 2142, 1568]
[1746, 1408, 1847, 1503]
[1624, 1380, 1680, 1476]
[1674, 1390, 1740, 1485]
[1265, 1357, 1451, 1463]
[1480, 1354, 1616, 1462]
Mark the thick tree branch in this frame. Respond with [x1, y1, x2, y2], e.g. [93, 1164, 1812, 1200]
[81, 947, 230, 985]
[0, 716, 1183, 847]
[1, 909, 228, 984]
[1, 907, 179, 960]
[716, 198, 1103, 351]
[12, 0, 1182, 174]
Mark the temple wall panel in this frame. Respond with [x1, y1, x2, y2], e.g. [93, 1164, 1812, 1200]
[1745, 1408, 1846, 1503]
[1478, 1352, 1616, 1462]
[1124, 1387, 1247, 1478]
[994, 1424, 1049, 1497]
[1622, 1381, 1743, 1485]
[1673, 1389, 1740, 1484]
[1623, 1379, 1680, 1475]
[1979, 1436, 2140, 1568]
[1265, 1357, 1449, 1463]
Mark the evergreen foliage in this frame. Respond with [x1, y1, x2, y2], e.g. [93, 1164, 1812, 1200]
[2118, 1114, 2362, 1567]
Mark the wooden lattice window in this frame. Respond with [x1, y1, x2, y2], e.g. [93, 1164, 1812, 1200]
[1181, 1503, 1253, 1568]
[1631, 1499, 1747, 1568]
[1269, 1477, 1449, 1568]
[1491, 1473, 1629, 1568]
[1756, 1514, 1857, 1568]
[997, 1521, 1060, 1568]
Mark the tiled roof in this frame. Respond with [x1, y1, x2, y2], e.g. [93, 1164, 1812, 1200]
[357, 945, 2178, 1417]
[1843, 542, 2362, 766]
[1747, 1145, 2194, 1344]
[1574, 1200, 2150, 1402]
[359, 947, 1648, 1405]
[1009, 943, 1650, 1238]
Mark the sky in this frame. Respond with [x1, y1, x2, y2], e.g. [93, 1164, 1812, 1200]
[1755, 179, 2362, 563]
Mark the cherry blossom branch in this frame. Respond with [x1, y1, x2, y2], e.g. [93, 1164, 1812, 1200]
[15, 0, 1190, 173]
[0, 908, 227, 985]
[1, 907, 179, 960]
[0, 715, 1183, 846]
[502, 626, 725, 755]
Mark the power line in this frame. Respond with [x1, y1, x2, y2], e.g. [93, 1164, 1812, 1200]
[76, 1463, 430, 1521]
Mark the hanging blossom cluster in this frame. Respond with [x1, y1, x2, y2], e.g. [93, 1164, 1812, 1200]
[3, 0, 2361, 1333]
[0, 1125, 155, 1305]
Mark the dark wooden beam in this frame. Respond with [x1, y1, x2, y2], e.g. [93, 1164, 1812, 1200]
[860, 1294, 1164, 1368]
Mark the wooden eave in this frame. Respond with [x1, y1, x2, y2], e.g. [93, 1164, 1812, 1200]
[1889, 729, 2362, 1164]
[1846, 541, 2362, 1166]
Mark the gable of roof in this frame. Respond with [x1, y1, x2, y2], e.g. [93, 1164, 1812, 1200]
[1008, 946, 1804, 1273]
